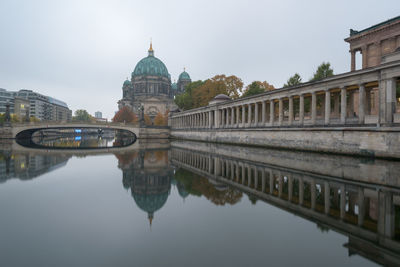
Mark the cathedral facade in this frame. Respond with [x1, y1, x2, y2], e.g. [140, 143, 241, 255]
[118, 43, 191, 119]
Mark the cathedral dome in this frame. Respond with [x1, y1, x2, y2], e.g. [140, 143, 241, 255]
[132, 44, 170, 79]
[178, 70, 191, 81]
[171, 82, 178, 90]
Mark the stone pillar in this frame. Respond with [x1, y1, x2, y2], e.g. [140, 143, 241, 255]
[241, 164, 245, 184]
[358, 187, 364, 226]
[262, 101, 266, 124]
[324, 182, 330, 214]
[278, 98, 283, 125]
[361, 45, 368, 69]
[299, 94, 304, 125]
[221, 109, 225, 128]
[340, 185, 346, 220]
[311, 92, 316, 124]
[261, 170, 266, 192]
[269, 170, 274, 194]
[299, 177, 304, 205]
[288, 96, 293, 125]
[288, 175, 293, 202]
[236, 106, 240, 127]
[254, 169, 259, 189]
[325, 90, 331, 124]
[255, 102, 259, 126]
[231, 107, 235, 126]
[270, 100, 274, 125]
[311, 180, 316, 210]
[278, 173, 283, 198]
[385, 78, 397, 124]
[341, 86, 347, 124]
[358, 84, 365, 124]
[241, 105, 245, 127]
[209, 111, 213, 128]
[248, 104, 252, 126]
[351, 50, 356, 71]
[247, 167, 252, 187]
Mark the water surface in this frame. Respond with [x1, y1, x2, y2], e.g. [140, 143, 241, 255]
[1, 138, 399, 266]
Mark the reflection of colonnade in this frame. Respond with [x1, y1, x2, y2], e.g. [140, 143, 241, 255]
[170, 147, 400, 266]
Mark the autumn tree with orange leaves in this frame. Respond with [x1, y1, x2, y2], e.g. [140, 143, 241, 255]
[112, 106, 137, 123]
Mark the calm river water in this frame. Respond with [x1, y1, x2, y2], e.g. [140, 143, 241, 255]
[1, 135, 400, 266]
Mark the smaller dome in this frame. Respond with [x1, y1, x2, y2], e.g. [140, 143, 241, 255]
[213, 94, 231, 101]
[172, 83, 178, 90]
[123, 79, 131, 86]
[209, 94, 232, 106]
[178, 71, 191, 81]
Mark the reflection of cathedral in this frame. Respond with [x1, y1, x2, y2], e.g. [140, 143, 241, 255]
[116, 148, 238, 226]
[118, 150, 174, 225]
[118, 43, 192, 120]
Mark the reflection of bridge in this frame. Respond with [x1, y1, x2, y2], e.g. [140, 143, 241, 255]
[170, 141, 400, 266]
[10, 122, 139, 139]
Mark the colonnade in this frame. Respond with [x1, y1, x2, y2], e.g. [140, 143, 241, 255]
[171, 148, 399, 242]
[171, 64, 400, 129]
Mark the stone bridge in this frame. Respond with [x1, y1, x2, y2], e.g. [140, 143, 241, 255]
[170, 51, 400, 158]
[0, 122, 170, 140]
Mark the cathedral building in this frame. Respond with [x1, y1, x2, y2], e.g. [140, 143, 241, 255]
[118, 43, 191, 120]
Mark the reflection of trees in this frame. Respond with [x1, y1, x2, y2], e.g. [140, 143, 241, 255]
[174, 169, 242, 206]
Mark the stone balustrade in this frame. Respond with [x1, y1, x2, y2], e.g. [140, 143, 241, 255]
[171, 55, 400, 129]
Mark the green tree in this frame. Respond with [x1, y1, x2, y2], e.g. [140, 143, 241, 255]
[174, 80, 204, 110]
[242, 82, 264, 97]
[72, 109, 92, 122]
[284, 73, 302, 87]
[310, 62, 334, 82]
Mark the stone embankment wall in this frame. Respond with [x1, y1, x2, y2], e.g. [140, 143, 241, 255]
[171, 127, 400, 159]
[138, 127, 170, 139]
[0, 127, 12, 139]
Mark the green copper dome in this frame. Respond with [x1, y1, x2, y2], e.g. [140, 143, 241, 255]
[172, 82, 177, 90]
[132, 46, 170, 79]
[123, 79, 131, 86]
[178, 70, 191, 81]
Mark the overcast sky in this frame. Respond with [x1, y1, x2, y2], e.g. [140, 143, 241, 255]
[0, 0, 398, 119]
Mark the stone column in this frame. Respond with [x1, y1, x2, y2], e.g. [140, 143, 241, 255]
[262, 101, 266, 124]
[340, 185, 346, 220]
[299, 177, 304, 205]
[241, 105, 245, 127]
[269, 170, 274, 194]
[236, 106, 240, 127]
[351, 50, 356, 71]
[254, 102, 259, 126]
[215, 109, 220, 128]
[288, 96, 293, 125]
[324, 182, 330, 214]
[288, 175, 293, 202]
[311, 180, 316, 210]
[278, 98, 283, 125]
[325, 90, 331, 124]
[248, 104, 252, 127]
[261, 170, 266, 192]
[358, 84, 365, 124]
[311, 92, 316, 124]
[299, 94, 304, 125]
[247, 166, 252, 187]
[241, 164, 245, 184]
[278, 173, 283, 198]
[361, 45, 368, 69]
[385, 78, 397, 124]
[209, 111, 213, 128]
[270, 100, 274, 125]
[341, 86, 347, 124]
[358, 187, 364, 226]
[221, 109, 225, 128]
